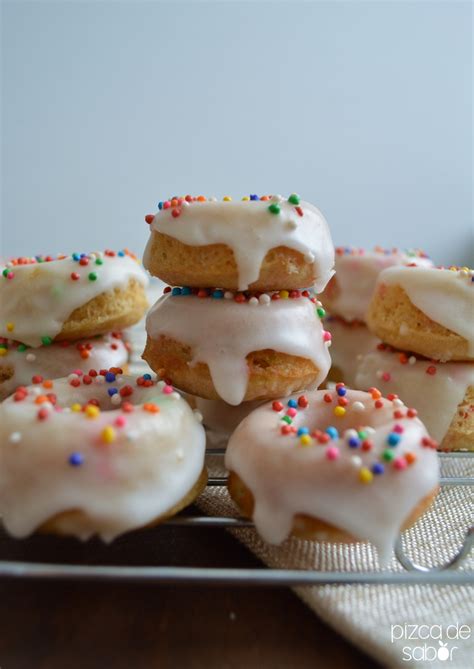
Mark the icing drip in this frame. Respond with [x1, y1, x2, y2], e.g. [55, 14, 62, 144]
[225, 389, 439, 563]
[321, 249, 433, 322]
[379, 266, 474, 356]
[146, 293, 332, 405]
[144, 197, 335, 292]
[0, 375, 206, 540]
[0, 333, 130, 400]
[355, 347, 474, 443]
[0, 252, 149, 347]
[324, 317, 380, 386]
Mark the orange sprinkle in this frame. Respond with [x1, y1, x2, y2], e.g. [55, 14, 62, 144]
[35, 395, 49, 404]
[42, 380, 53, 389]
[80, 350, 90, 360]
[405, 452, 417, 465]
[143, 403, 160, 414]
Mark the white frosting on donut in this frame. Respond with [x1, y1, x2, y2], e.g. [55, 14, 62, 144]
[225, 388, 439, 563]
[144, 196, 335, 292]
[146, 292, 332, 405]
[0, 374, 206, 540]
[320, 249, 433, 322]
[0, 333, 130, 400]
[377, 266, 474, 357]
[324, 317, 380, 386]
[0, 251, 148, 347]
[355, 347, 474, 444]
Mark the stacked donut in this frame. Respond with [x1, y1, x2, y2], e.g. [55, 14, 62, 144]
[142, 194, 335, 438]
[320, 247, 433, 385]
[355, 265, 474, 451]
[0, 249, 149, 399]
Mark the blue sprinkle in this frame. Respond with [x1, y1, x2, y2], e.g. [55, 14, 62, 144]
[372, 463, 385, 475]
[107, 387, 118, 396]
[297, 427, 310, 436]
[212, 290, 224, 299]
[143, 373, 152, 380]
[69, 452, 84, 467]
[80, 253, 87, 258]
[250, 194, 259, 200]
[105, 372, 116, 383]
[172, 287, 182, 296]
[387, 432, 401, 446]
[118, 250, 125, 257]
[336, 386, 347, 397]
[348, 437, 360, 448]
[181, 286, 192, 295]
[287, 399, 298, 408]
[72, 253, 81, 261]
[158, 201, 163, 210]
[326, 426, 339, 440]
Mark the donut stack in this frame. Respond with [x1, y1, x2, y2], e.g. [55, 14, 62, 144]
[320, 247, 433, 386]
[0, 250, 149, 400]
[142, 194, 335, 440]
[356, 265, 474, 451]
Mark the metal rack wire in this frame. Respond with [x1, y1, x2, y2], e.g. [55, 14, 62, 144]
[0, 451, 472, 585]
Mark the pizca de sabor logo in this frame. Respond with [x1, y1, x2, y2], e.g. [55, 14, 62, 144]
[391, 623, 472, 662]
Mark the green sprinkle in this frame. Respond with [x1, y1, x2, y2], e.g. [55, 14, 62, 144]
[2, 268, 8, 277]
[41, 336, 53, 346]
[382, 449, 395, 462]
[17, 344, 28, 352]
[0, 343, 7, 350]
[95, 258, 104, 265]
[88, 272, 98, 281]
[358, 430, 368, 440]
[316, 307, 326, 318]
[268, 203, 281, 215]
[288, 193, 300, 205]
[281, 415, 292, 424]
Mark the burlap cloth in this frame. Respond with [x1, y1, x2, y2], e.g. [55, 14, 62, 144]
[132, 286, 474, 669]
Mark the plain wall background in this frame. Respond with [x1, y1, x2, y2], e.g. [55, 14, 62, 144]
[1, 0, 472, 265]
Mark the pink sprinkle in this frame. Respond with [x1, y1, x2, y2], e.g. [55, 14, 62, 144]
[163, 201, 171, 210]
[6, 272, 14, 280]
[326, 446, 340, 461]
[286, 408, 297, 417]
[393, 424, 404, 433]
[382, 372, 391, 382]
[73, 369, 84, 376]
[115, 416, 127, 428]
[162, 384, 173, 395]
[393, 457, 407, 470]
[323, 330, 332, 342]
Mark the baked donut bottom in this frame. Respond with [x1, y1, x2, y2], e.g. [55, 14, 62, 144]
[145, 231, 317, 291]
[228, 470, 438, 543]
[367, 284, 471, 361]
[143, 335, 322, 402]
[54, 278, 148, 342]
[38, 467, 208, 539]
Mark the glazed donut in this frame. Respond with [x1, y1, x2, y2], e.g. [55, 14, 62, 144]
[320, 247, 432, 323]
[0, 250, 149, 347]
[143, 287, 332, 405]
[367, 266, 474, 361]
[0, 371, 206, 540]
[0, 332, 130, 401]
[324, 316, 380, 386]
[355, 344, 474, 451]
[226, 387, 439, 562]
[143, 194, 335, 292]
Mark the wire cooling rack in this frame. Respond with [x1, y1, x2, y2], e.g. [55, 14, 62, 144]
[0, 450, 472, 585]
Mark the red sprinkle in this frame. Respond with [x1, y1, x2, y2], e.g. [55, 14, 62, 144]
[297, 395, 308, 408]
[70, 272, 80, 281]
[272, 401, 284, 412]
[37, 408, 49, 421]
[426, 365, 437, 375]
[323, 393, 333, 403]
[407, 408, 418, 418]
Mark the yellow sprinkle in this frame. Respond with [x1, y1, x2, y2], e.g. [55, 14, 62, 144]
[241, 196, 250, 201]
[6, 322, 14, 332]
[71, 403, 82, 412]
[0, 348, 7, 357]
[101, 425, 116, 444]
[359, 467, 374, 484]
[223, 196, 232, 201]
[300, 434, 313, 446]
[333, 406, 346, 417]
[279, 290, 289, 299]
[85, 405, 100, 419]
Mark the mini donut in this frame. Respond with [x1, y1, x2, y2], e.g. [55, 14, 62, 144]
[143, 194, 335, 292]
[0, 332, 131, 401]
[225, 387, 439, 562]
[324, 316, 380, 386]
[0, 250, 149, 347]
[320, 247, 433, 323]
[0, 371, 206, 540]
[355, 344, 474, 451]
[367, 266, 474, 361]
[143, 287, 332, 405]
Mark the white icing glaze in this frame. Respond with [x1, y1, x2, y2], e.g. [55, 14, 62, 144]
[320, 249, 433, 322]
[144, 197, 335, 292]
[0, 374, 206, 540]
[225, 389, 439, 563]
[324, 317, 380, 386]
[146, 293, 332, 405]
[378, 266, 474, 356]
[0, 333, 130, 401]
[0, 252, 149, 347]
[355, 347, 474, 444]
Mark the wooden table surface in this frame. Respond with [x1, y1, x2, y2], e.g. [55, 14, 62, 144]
[0, 510, 380, 669]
